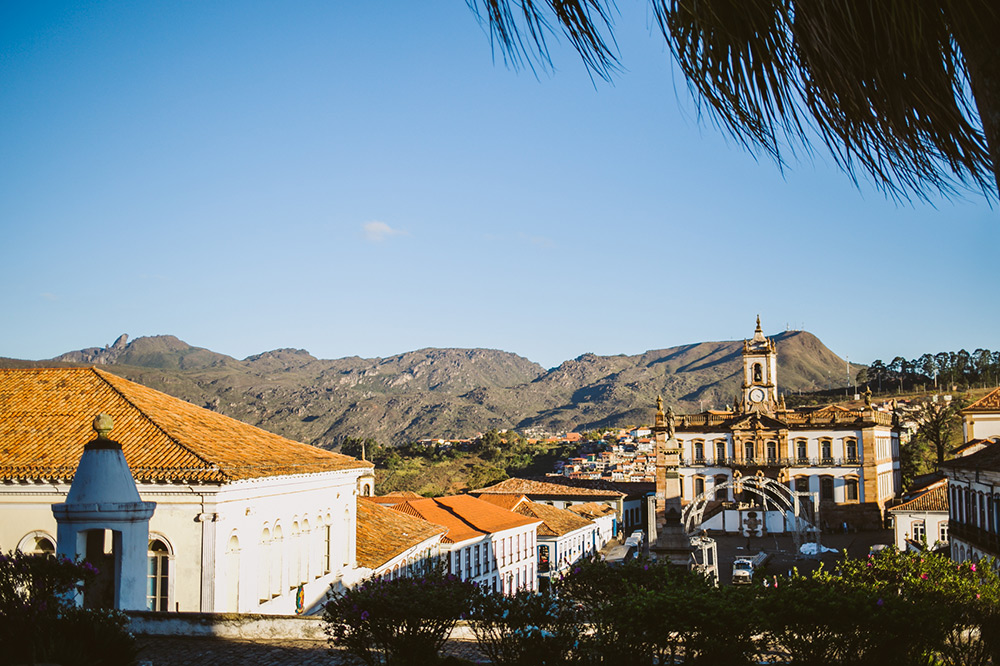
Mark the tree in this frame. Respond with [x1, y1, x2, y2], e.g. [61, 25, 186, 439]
[912, 398, 963, 466]
[341, 437, 387, 465]
[468, 0, 999, 201]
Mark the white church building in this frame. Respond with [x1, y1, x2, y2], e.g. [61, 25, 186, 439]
[0, 367, 373, 615]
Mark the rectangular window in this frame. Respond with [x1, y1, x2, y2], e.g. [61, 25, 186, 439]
[939, 523, 948, 543]
[820, 477, 834, 501]
[845, 478, 859, 501]
[465, 548, 472, 577]
[474, 545, 481, 576]
[455, 550, 462, 578]
[913, 522, 926, 543]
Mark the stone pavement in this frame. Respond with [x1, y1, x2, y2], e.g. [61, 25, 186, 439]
[136, 634, 489, 666]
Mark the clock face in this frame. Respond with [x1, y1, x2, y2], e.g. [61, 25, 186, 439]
[749, 388, 765, 403]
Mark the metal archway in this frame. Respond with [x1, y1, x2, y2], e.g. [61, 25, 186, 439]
[681, 472, 820, 555]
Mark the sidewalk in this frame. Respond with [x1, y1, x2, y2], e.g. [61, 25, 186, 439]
[136, 626, 488, 666]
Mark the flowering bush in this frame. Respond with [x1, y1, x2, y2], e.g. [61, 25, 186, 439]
[323, 567, 479, 666]
[467, 589, 583, 665]
[835, 549, 1000, 666]
[0, 549, 134, 666]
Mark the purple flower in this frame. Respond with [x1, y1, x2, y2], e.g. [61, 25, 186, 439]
[360, 610, 369, 621]
[876, 598, 883, 606]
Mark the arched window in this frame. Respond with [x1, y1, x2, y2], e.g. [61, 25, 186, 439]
[259, 527, 272, 603]
[715, 440, 726, 462]
[753, 363, 762, 382]
[271, 524, 284, 598]
[767, 441, 777, 462]
[693, 441, 704, 463]
[694, 476, 705, 498]
[324, 515, 332, 574]
[17, 532, 56, 556]
[225, 534, 240, 612]
[301, 519, 311, 581]
[290, 521, 301, 587]
[147, 538, 171, 611]
[796, 440, 808, 462]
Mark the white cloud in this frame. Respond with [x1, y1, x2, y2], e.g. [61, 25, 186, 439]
[362, 221, 407, 243]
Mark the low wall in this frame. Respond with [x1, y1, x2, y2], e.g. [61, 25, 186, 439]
[127, 610, 326, 641]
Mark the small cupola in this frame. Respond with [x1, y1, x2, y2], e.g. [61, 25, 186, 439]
[52, 414, 156, 611]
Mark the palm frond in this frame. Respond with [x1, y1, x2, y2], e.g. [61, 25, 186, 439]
[467, 0, 1000, 201]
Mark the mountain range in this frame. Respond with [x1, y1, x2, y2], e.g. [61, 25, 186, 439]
[1, 330, 860, 447]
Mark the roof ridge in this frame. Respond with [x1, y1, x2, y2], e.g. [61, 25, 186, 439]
[90, 367, 227, 480]
[435, 498, 489, 537]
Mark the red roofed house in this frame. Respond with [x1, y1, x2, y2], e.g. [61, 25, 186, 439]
[962, 387, 1000, 443]
[382, 494, 541, 595]
[887, 478, 949, 552]
[479, 495, 599, 588]
[0, 368, 373, 615]
[356, 497, 446, 581]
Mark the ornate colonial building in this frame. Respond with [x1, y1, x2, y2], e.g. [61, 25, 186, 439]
[663, 318, 902, 530]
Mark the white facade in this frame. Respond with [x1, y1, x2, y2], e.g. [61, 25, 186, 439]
[892, 508, 949, 551]
[539, 522, 598, 578]
[942, 451, 1000, 565]
[448, 524, 540, 595]
[674, 427, 900, 507]
[1, 468, 365, 615]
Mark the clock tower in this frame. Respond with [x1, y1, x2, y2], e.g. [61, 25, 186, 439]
[741, 316, 778, 414]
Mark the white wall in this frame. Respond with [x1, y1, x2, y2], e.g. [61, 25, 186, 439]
[0, 467, 365, 615]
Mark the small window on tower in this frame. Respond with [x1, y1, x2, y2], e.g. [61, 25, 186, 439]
[753, 363, 762, 382]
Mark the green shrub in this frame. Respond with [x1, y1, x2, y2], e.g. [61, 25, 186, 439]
[323, 568, 478, 666]
[468, 589, 583, 665]
[556, 557, 757, 665]
[0, 550, 135, 666]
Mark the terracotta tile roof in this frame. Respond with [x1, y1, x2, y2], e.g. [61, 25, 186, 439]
[566, 502, 617, 519]
[0, 367, 370, 483]
[951, 437, 1000, 457]
[941, 440, 1000, 473]
[356, 497, 446, 569]
[476, 493, 529, 511]
[389, 495, 540, 544]
[962, 388, 1000, 412]
[889, 484, 949, 513]
[514, 501, 594, 537]
[473, 477, 626, 499]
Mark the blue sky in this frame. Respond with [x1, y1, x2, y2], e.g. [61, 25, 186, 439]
[1, 2, 996, 370]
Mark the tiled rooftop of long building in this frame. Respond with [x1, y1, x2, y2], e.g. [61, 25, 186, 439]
[0, 367, 370, 483]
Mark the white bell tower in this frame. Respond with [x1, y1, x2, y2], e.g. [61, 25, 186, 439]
[741, 316, 778, 413]
[52, 414, 156, 611]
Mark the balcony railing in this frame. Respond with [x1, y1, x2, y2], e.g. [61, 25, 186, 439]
[681, 457, 861, 468]
[949, 522, 1000, 554]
